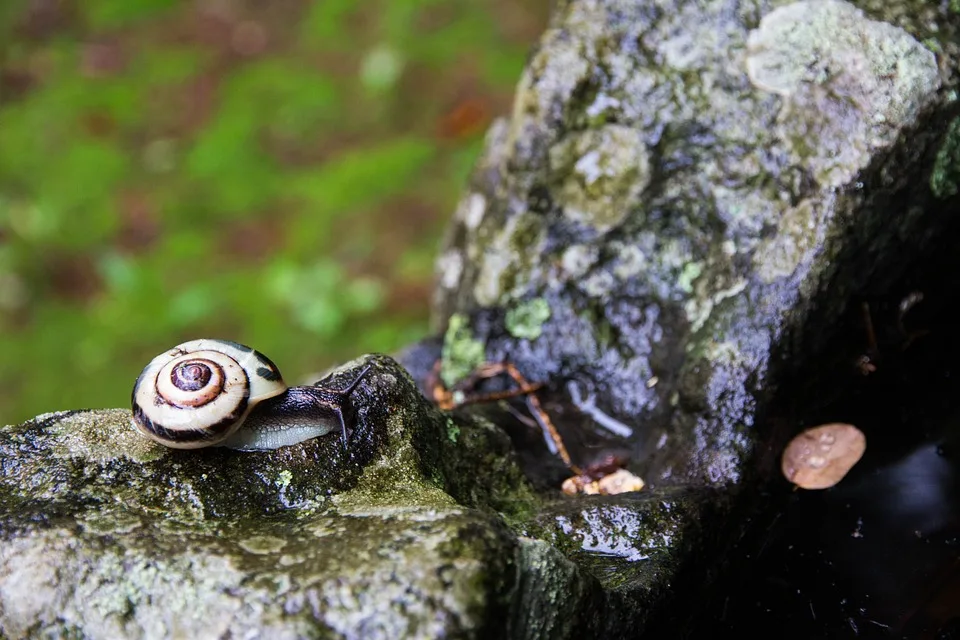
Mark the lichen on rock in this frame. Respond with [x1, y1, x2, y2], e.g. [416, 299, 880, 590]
[505, 298, 552, 340]
[548, 124, 651, 233]
[0, 356, 543, 638]
[439, 312, 487, 387]
[745, 0, 941, 187]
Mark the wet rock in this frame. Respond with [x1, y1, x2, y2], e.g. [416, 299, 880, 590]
[0, 356, 540, 638]
[2, 352, 705, 639]
[433, 0, 957, 488]
[0, 503, 515, 639]
[426, 0, 959, 634]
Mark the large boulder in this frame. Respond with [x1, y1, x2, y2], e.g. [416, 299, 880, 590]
[0, 357, 525, 638]
[431, 0, 956, 486]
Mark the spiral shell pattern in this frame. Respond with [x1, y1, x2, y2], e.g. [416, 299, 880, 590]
[131, 339, 287, 449]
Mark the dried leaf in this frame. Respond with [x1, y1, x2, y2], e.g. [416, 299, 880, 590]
[562, 468, 645, 496]
[782, 423, 866, 490]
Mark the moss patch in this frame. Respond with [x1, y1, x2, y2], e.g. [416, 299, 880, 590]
[931, 117, 960, 199]
[446, 417, 461, 443]
[440, 313, 486, 388]
[505, 298, 551, 340]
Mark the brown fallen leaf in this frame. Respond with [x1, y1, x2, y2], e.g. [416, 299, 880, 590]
[781, 423, 866, 490]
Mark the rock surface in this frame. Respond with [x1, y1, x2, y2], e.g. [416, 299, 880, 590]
[0, 355, 716, 639]
[0, 356, 531, 639]
[3, 0, 960, 638]
[433, 0, 955, 486]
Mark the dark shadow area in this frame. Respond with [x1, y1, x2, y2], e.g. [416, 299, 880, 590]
[685, 192, 960, 639]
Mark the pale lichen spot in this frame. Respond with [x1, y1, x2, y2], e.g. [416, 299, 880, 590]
[436, 250, 464, 289]
[238, 535, 288, 555]
[560, 244, 599, 279]
[746, 0, 940, 187]
[677, 262, 703, 294]
[549, 124, 651, 233]
[472, 211, 544, 306]
[610, 241, 648, 281]
[753, 199, 822, 284]
[440, 313, 486, 388]
[275, 470, 293, 489]
[457, 192, 487, 231]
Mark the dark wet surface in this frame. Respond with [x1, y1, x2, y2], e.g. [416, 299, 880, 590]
[704, 437, 960, 639]
[402, 215, 960, 637]
[472, 383, 637, 491]
[691, 260, 960, 638]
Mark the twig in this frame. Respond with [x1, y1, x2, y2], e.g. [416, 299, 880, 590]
[428, 359, 580, 474]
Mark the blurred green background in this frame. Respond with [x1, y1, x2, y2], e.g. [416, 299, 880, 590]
[0, 0, 549, 425]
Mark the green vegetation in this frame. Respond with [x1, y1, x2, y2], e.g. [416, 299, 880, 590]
[439, 312, 486, 388]
[504, 297, 550, 339]
[931, 116, 960, 199]
[0, 0, 548, 424]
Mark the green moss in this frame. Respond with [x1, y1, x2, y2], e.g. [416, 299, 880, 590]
[505, 298, 551, 340]
[446, 418, 461, 443]
[334, 409, 456, 511]
[440, 313, 487, 388]
[47, 409, 168, 465]
[432, 410, 541, 522]
[931, 117, 960, 199]
[510, 538, 598, 638]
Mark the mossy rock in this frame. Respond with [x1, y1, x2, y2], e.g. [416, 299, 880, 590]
[0, 356, 532, 638]
[0, 355, 710, 638]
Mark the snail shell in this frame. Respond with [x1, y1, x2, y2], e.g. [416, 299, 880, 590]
[131, 339, 287, 449]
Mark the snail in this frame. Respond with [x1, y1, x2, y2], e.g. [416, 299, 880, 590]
[131, 339, 371, 451]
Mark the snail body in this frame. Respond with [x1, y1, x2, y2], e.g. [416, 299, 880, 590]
[131, 339, 369, 450]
